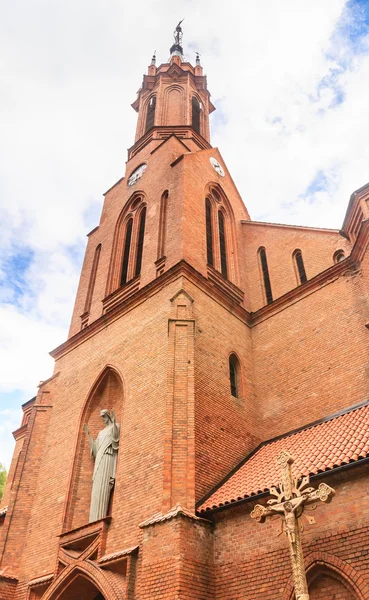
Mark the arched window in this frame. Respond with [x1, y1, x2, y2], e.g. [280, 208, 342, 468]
[145, 96, 156, 133]
[120, 218, 133, 286]
[134, 207, 146, 277]
[192, 96, 201, 134]
[205, 198, 214, 267]
[259, 247, 273, 305]
[84, 244, 101, 314]
[157, 191, 168, 260]
[333, 249, 345, 264]
[294, 249, 307, 284]
[218, 210, 228, 278]
[229, 354, 240, 398]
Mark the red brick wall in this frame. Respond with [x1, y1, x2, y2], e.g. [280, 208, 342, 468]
[252, 264, 369, 440]
[242, 221, 352, 312]
[138, 515, 214, 600]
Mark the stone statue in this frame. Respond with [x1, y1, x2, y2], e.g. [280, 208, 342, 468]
[84, 409, 120, 522]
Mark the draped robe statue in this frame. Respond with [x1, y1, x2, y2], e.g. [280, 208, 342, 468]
[84, 409, 120, 522]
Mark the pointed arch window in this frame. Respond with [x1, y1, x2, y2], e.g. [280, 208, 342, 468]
[192, 96, 201, 134]
[229, 354, 240, 398]
[294, 249, 307, 284]
[205, 198, 214, 267]
[134, 207, 146, 277]
[259, 247, 273, 305]
[157, 191, 168, 260]
[218, 210, 228, 278]
[145, 96, 156, 133]
[120, 218, 133, 286]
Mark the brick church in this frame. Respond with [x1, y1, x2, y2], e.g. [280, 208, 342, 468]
[1, 24, 369, 600]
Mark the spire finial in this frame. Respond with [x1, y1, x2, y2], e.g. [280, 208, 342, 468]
[196, 52, 201, 66]
[170, 19, 185, 61]
[151, 50, 156, 66]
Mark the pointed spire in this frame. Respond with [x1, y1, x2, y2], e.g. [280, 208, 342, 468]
[196, 52, 201, 66]
[170, 19, 184, 61]
[151, 51, 156, 66]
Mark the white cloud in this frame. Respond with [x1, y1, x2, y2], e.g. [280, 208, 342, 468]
[1, 0, 369, 465]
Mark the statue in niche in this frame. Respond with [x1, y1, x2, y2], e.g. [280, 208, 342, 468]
[84, 409, 120, 522]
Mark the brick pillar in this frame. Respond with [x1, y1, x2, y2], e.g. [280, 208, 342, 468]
[0, 385, 53, 575]
[162, 289, 195, 513]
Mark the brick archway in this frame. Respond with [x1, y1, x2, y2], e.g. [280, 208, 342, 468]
[41, 561, 123, 600]
[280, 551, 369, 600]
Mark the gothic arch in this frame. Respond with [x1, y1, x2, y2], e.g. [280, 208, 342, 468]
[62, 366, 125, 532]
[144, 94, 157, 134]
[281, 551, 367, 600]
[163, 85, 185, 126]
[106, 192, 147, 294]
[41, 561, 121, 600]
[204, 183, 239, 284]
[228, 352, 242, 399]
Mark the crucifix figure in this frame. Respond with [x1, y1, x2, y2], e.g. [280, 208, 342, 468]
[250, 450, 335, 600]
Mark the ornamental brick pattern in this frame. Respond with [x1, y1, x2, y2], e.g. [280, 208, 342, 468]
[1, 31, 369, 600]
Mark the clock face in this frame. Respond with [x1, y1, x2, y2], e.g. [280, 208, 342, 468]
[127, 163, 147, 187]
[209, 157, 225, 177]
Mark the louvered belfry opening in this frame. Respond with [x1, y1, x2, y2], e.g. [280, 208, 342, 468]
[145, 96, 156, 133]
[135, 207, 147, 277]
[259, 247, 273, 304]
[192, 96, 201, 134]
[205, 198, 214, 266]
[294, 250, 307, 284]
[218, 210, 228, 278]
[120, 218, 133, 286]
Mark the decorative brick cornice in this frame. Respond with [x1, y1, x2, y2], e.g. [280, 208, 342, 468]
[0, 568, 18, 581]
[139, 503, 206, 528]
[28, 574, 53, 588]
[98, 546, 138, 565]
[127, 126, 211, 159]
[50, 218, 369, 360]
[50, 260, 251, 360]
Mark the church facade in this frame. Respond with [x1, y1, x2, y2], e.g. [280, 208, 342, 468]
[1, 25, 369, 600]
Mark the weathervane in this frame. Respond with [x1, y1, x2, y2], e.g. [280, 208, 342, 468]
[174, 19, 184, 46]
[170, 19, 185, 59]
[250, 451, 335, 600]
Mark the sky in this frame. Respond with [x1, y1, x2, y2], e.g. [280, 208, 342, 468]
[1, 0, 369, 469]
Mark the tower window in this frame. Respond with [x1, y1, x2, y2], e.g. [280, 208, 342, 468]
[259, 247, 273, 305]
[229, 354, 240, 398]
[218, 210, 228, 278]
[205, 198, 214, 267]
[145, 96, 156, 133]
[135, 207, 147, 277]
[121, 218, 133, 286]
[294, 250, 307, 284]
[192, 96, 201, 134]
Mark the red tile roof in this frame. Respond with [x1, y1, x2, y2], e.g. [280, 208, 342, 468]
[198, 401, 369, 513]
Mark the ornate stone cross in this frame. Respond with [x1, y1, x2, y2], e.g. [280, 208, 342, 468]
[250, 450, 335, 600]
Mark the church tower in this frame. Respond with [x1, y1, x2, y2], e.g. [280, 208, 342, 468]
[0, 23, 257, 599]
[2, 22, 369, 600]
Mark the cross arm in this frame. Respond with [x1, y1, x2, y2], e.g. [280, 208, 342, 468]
[303, 482, 335, 506]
